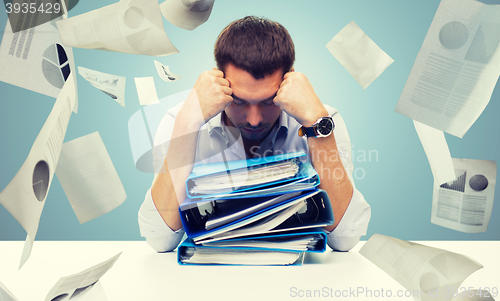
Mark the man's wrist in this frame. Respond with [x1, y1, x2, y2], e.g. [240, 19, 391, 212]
[301, 108, 330, 127]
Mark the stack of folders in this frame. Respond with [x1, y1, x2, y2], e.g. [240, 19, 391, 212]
[177, 152, 334, 266]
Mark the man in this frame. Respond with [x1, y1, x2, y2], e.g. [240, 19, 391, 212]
[138, 16, 371, 252]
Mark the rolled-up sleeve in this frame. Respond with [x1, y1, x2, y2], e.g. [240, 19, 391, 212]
[325, 108, 371, 251]
[138, 188, 185, 252]
[325, 188, 371, 251]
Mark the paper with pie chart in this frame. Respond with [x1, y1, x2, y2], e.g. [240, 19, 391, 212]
[78, 67, 126, 107]
[154, 60, 182, 82]
[395, 0, 500, 138]
[360, 234, 483, 301]
[0, 16, 78, 113]
[56, 0, 179, 56]
[431, 158, 497, 233]
[0, 74, 76, 269]
[160, 0, 215, 31]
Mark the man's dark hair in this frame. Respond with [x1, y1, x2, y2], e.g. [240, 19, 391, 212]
[214, 16, 295, 79]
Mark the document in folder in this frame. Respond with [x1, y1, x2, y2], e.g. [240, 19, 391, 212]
[189, 189, 333, 244]
[178, 238, 305, 266]
[185, 151, 308, 198]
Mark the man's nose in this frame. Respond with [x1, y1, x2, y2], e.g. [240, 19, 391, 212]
[246, 105, 263, 127]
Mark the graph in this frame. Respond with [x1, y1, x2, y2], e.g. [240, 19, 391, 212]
[464, 23, 500, 64]
[440, 170, 466, 192]
[439, 21, 468, 50]
[42, 43, 71, 89]
[469, 174, 488, 191]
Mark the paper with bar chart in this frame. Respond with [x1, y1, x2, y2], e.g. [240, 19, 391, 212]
[394, 0, 500, 138]
[56, 0, 179, 56]
[431, 158, 497, 233]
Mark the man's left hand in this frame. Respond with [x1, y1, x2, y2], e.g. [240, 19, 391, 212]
[274, 71, 329, 127]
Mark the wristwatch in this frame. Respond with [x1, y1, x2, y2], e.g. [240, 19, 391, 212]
[298, 116, 335, 138]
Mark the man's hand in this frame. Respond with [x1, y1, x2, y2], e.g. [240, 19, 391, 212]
[274, 71, 329, 127]
[183, 68, 233, 128]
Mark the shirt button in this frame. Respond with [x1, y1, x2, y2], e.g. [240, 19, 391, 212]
[222, 132, 226, 136]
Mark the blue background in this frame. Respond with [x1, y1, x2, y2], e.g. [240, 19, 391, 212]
[1, 0, 499, 242]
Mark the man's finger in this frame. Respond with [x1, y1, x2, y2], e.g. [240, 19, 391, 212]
[216, 77, 231, 87]
[210, 69, 224, 77]
[283, 72, 294, 80]
[221, 86, 232, 95]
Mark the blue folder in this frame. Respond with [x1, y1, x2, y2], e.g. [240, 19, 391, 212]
[179, 189, 334, 241]
[185, 151, 309, 198]
[177, 228, 327, 265]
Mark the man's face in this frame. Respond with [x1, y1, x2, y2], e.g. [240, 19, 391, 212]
[224, 64, 283, 141]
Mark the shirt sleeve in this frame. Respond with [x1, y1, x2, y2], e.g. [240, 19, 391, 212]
[138, 188, 185, 252]
[324, 109, 371, 251]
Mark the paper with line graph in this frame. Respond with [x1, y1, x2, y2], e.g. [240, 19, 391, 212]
[78, 67, 126, 107]
[395, 0, 500, 138]
[431, 158, 497, 233]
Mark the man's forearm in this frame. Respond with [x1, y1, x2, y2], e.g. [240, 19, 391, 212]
[308, 133, 353, 232]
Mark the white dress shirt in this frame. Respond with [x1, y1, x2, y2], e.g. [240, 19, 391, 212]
[138, 102, 371, 252]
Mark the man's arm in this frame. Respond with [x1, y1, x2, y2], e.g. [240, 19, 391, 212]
[274, 71, 368, 250]
[142, 70, 232, 250]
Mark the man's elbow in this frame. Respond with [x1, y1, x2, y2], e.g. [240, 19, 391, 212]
[145, 236, 180, 253]
[327, 235, 362, 252]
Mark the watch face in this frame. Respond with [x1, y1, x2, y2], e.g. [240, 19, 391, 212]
[317, 118, 333, 135]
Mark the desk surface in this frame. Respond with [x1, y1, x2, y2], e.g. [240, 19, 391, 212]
[0, 241, 498, 301]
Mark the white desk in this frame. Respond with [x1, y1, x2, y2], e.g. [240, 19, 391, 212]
[0, 241, 498, 301]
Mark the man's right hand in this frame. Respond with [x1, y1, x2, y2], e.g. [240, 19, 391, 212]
[185, 68, 233, 128]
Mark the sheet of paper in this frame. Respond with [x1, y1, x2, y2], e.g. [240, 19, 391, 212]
[55, 132, 127, 224]
[154, 60, 181, 82]
[360, 234, 483, 301]
[66, 281, 108, 301]
[160, 0, 215, 31]
[205, 191, 302, 230]
[395, 0, 500, 138]
[0, 281, 18, 301]
[432, 158, 497, 233]
[78, 67, 126, 107]
[44, 253, 121, 301]
[414, 120, 456, 184]
[190, 161, 299, 195]
[325, 20, 394, 89]
[0, 11, 78, 113]
[0, 74, 76, 269]
[134, 77, 160, 105]
[56, 0, 179, 56]
[194, 194, 308, 243]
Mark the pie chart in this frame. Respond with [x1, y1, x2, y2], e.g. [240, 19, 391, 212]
[439, 21, 468, 50]
[33, 160, 50, 202]
[42, 43, 71, 89]
[469, 174, 488, 192]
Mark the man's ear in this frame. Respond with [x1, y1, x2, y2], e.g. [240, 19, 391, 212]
[291, 67, 295, 72]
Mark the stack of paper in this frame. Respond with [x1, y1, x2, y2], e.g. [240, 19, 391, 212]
[177, 152, 334, 266]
